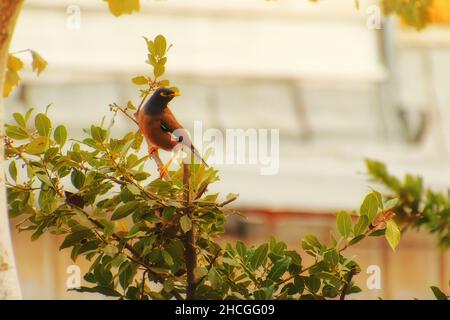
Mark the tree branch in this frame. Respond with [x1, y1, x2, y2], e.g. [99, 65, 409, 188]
[183, 162, 197, 299]
[339, 266, 357, 300]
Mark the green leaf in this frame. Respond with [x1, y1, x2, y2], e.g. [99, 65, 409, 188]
[93, 286, 121, 297]
[162, 250, 173, 266]
[180, 215, 192, 233]
[336, 211, 352, 238]
[25, 108, 34, 121]
[323, 249, 339, 268]
[6, 125, 28, 140]
[60, 229, 93, 250]
[71, 170, 86, 189]
[250, 243, 269, 270]
[103, 244, 119, 256]
[9, 161, 17, 182]
[353, 215, 369, 236]
[44, 147, 58, 161]
[305, 275, 321, 293]
[54, 125, 68, 147]
[430, 286, 448, 300]
[25, 136, 50, 155]
[111, 201, 140, 220]
[13, 112, 27, 128]
[285, 250, 302, 266]
[162, 207, 175, 220]
[90, 125, 106, 142]
[253, 289, 266, 300]
[236, 240, 247, 258]
[294, 276, 305, 294]
[268, 257, 291, 281]
[163, 278, 174, 293]
[303, 235, 322, 248]
[385, 220, 401, 251]
[348, 234, 365, 246]
[322, 285, 339, 298]
[208, 267, 222, 290]
[35, 113, 52, 136]
[77, 240, 99, 256]
[360, 192, 380, 222]
[119, 261, 136, 291]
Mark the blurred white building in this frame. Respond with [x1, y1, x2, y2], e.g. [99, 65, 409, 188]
[6, 0, 450, 299]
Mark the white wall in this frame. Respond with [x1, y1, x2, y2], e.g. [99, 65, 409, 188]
[6, 0, 450, 211]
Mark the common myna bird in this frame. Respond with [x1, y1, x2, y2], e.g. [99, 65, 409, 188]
[135, 87, 207, 177]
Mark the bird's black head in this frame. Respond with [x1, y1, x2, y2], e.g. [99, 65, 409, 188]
[144, 87, 180, 116]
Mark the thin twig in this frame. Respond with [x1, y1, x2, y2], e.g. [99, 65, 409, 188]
[140, 270, 148, 300]
[218, 196, 238, 207]
[339, 266, 357, 300]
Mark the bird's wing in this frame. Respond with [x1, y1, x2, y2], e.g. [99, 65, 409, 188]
[160, 107, 184, 132]
[137, 109, 178, 151]
[160, 107, 208, 167]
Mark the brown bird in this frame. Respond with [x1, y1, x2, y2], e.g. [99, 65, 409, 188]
[135, 87, 207, 178]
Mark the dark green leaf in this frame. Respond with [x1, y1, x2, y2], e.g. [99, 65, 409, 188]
[60, 229, 93, 250]
[236, 240, 247, 258]
[250, 243, 269, 270]
[71, 169, 86, 189]
[268, 257, 291, 281]
[431, 286, 448, 300]
[111, 201, 140, 220]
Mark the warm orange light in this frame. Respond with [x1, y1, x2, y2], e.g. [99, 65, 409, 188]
[429, 0, 450, 24]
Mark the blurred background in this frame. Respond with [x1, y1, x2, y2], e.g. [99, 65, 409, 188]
[5, 0, 450, 299]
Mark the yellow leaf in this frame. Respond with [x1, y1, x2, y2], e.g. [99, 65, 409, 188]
[131, 76, 148, 85]
[153, 64, 165, 78]
[105, 0, 140, 17]
[25, 136, 51, 155]
[3, 81, 13, 97]
[115, 220, 129, 233]
[6, 70, 20, 86]
[385, 220, 401, 251]
[7, 55, 24, 72]
[3, 70, 20, 97]
[31, 50, 48, 76]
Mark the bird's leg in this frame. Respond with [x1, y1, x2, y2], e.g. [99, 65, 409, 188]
[158, 150, 180, 179]
[147, 147, 171, 180]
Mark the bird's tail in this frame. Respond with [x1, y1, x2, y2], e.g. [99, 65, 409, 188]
[173, 128, 209, 167]
[189, 144, 209, 167]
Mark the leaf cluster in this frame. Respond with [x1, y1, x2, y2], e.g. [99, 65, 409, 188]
[365, 159, 450, 249]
